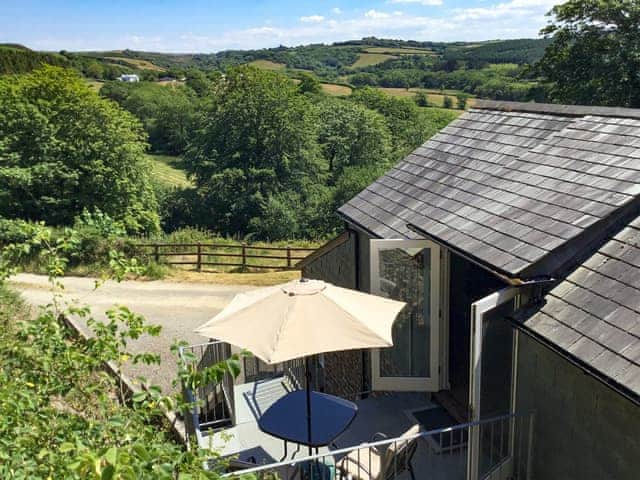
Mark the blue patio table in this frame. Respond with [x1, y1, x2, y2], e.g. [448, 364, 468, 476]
[258, 390, 358, 460]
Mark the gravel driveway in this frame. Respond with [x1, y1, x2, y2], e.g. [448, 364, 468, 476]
[10, 273, 255, 394]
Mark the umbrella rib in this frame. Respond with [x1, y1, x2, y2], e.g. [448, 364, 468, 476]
[268, 298, 296, 364]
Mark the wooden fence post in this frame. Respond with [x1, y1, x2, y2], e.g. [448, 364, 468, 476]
[154, 244, 159, 263]
[241, 243, 247, 271]
[287, 246, 292, 268]
[196, 242, 202, 272]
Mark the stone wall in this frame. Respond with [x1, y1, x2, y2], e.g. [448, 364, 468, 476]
[516, 333, 640, 480]
[303, 231, 356, 289]
[303, 230, 364, 398]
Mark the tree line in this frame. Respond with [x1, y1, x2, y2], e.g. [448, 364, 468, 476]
[0, 65, 456, 241]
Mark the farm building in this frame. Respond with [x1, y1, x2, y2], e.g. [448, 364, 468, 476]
[118, 73, 139, 82]
[300, 100, 640, 479]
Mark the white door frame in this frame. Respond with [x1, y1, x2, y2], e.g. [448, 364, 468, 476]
[466, 286, 519, 480]
[370, 239, 441, 392]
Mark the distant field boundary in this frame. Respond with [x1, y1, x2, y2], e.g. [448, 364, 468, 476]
[135, 242, 317, 271]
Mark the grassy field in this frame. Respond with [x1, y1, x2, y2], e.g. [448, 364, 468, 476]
[377, 87, 476, 108]
[363, 47, 435, 55]
[249, 59, 287, 70]
[104, 56, 165, 71]
[321, 83, 352, 96]
[146, 154, 191, 188]
[352, 53, 397, 68]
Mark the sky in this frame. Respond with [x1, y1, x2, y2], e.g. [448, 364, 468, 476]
[0, 0, 558, 53]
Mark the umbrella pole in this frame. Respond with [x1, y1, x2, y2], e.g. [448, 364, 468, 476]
[305, 356, 312, 456]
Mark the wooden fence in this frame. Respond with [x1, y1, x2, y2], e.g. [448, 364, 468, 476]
[134, 242, 316, 271]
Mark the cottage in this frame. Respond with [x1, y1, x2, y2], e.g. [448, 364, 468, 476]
[301, 100, 640, 479]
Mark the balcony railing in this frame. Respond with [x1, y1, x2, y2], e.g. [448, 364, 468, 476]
[218, 412, 534, 480]
[180, 341, 322, 442]
[179, 341, 236, 442]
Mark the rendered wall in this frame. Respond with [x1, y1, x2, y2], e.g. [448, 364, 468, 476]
[516, 333, 640, 480]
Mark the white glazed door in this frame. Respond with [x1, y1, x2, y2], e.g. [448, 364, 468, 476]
[370, 239, 440, 392]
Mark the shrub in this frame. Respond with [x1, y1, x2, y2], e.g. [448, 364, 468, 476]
[443, 95, 454, 109]
[414, 91, 429, 107]
[456, 93, 469, 110]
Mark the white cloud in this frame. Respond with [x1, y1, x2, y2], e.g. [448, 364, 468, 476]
[388, 0, 443, 6]
[453, 0, 555, 21]
[332, 7, 342, 15]
[299, 15, 325, 23]
[365, 10, 391, 19]
[22, 0, 553, 52]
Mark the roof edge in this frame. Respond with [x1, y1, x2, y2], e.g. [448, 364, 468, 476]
[473, 100, 640, 120]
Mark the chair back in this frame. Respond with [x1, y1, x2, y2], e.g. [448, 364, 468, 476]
[379, 425, 420, 480]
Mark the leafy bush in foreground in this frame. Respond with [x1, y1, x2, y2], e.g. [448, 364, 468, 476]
[0, 223, 245, 478]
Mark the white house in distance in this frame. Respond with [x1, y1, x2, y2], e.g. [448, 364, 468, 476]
[118, 74, 139, 82]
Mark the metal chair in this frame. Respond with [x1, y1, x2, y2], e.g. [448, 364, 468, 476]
[337, 425, 420, 480]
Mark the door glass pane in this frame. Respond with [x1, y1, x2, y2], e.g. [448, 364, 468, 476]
[377, 248, 430, 378]
[479, 301, 515, 478]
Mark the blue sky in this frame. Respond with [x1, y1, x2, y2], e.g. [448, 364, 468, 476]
[0, 0, 557, 52]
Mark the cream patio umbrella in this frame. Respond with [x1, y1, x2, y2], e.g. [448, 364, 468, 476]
[194, 278, 406, 451]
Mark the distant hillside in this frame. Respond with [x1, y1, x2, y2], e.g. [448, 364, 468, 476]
[443, 38, 552, 65]
[68, 37, 550, 79]
[0, 45, 69, 74]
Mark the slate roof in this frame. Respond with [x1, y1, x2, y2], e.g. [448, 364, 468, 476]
[515, 215, 640, 398]
[338, 100, 640, 278]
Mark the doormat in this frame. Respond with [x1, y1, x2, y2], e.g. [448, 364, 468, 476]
[409, 406, 468, 453]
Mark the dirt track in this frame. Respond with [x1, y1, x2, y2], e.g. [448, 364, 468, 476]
[10, 273, 255, 394]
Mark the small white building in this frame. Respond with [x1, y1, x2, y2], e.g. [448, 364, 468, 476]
[118, 74, 140, 82]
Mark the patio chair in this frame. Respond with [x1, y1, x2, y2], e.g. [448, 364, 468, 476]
[337, 425, 420, 480]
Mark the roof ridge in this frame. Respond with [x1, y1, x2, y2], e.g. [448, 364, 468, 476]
[474, 100, 640, 120]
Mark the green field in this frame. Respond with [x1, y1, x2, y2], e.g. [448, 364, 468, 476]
[321, 83, 352, 96]
[352, 53, 397, 68]
[363, 47, 435, 55]
[249, 59, 287, 70]
[377, 87, 476, 109]
[104, 56, 165, 71]
[146, 154, 191, 188]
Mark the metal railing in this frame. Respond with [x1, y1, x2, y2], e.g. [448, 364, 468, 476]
[243, 356, 322, 392]
[219, 412, 534, 480]
[179, 341, 236, 440]
[180, 341, 324, 443]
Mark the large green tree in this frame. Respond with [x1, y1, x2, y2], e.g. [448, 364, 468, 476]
[184, 65, 323, 238]
[100, 81, 197, 155]
[0, 66, 159, 233]
[535, 0, 640, 107]
[315, 99, 392, 175]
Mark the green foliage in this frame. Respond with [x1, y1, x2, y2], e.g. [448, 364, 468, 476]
[0, 66, 159, 233]
[414, 91, 429, 107]
[456, 93, 468, 110]
[100, 81, 198, 155]
[351, 87, 450, 156]
[297, 73, 322, 95]
[185, 69, 210, 96]
[534, 0, 640, 107]
[443, 38, 551, 66]
[0, 45, 70, 74]
[443, 95, 454, 109]
[184, 66, 324, 238]
[315, 99, 392, 175]
[0, 226, 241, 478]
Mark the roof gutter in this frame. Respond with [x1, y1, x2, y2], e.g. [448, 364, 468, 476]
[406, 222, 534, 286]
[511, 319, 640, 407]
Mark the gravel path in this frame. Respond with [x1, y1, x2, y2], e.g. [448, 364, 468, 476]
[10, 273, 255, 394]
